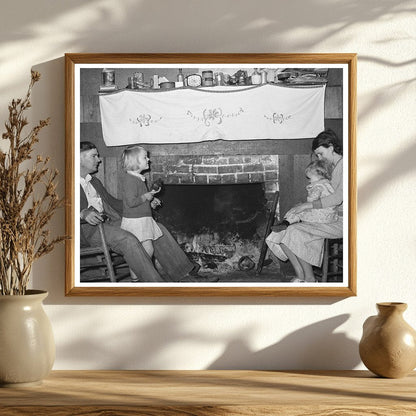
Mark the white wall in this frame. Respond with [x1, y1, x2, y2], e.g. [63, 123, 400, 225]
[1, 0, 415, 370]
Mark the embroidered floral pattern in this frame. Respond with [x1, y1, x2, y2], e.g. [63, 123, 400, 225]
[129, 114, 162, 127]
[264, 113, 292, 124]
[187, 107, 244, 126]
[203, 108, 223, 126]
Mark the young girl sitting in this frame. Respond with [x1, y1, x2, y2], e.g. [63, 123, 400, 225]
[120, 145, 163, 266]
[280, 160, 338, 227]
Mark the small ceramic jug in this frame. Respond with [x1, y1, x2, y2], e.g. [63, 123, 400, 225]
[359, 302, 416, 378]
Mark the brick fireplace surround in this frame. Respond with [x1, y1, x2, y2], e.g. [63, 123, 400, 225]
[150, 153, 279, 209]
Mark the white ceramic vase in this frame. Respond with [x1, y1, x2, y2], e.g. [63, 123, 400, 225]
[0, 290, 55, 387]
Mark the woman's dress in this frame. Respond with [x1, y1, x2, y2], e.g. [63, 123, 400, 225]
[266, 159, 343, 267]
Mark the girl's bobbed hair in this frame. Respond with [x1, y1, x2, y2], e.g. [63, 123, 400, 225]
[312, 129, 342, 155]
[121, 145, 146, 171]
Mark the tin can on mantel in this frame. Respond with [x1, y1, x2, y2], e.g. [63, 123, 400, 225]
[102, 68, 115, 86]
[214, 72, 224, 86]
[151, 75, 159, 89]
[202, 70, 214, 86]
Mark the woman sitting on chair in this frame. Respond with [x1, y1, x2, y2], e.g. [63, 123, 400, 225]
[266, 129, 344, 282]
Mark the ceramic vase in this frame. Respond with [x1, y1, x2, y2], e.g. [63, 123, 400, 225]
[0, 290, 55, 387]
[359, 302, 416, 378]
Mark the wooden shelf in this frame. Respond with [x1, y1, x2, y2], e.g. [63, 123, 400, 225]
[1, 370, 415, 415]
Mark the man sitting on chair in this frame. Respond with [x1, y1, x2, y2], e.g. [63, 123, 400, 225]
[79, 141, 217, 283]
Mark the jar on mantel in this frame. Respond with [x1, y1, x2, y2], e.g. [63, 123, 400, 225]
[359, 302, 416, 378]
[251, 69, 261, 85]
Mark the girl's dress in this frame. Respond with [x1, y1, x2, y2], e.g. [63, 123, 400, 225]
[266, 159, 343, 267]
[120, 171, 163, 243]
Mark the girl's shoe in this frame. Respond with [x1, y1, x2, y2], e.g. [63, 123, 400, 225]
[290, 277, 319, 283]
[290, 277, 305, 283]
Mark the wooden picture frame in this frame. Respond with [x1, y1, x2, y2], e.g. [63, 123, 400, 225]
[65, 53, 356, 297]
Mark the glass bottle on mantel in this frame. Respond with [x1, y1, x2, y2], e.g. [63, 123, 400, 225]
[251, 68, 261, 85]
[176, 68, 184, 87]
[260, 69, 268, 84]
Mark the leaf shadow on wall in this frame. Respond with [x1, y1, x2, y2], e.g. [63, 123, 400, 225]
[355, 55, 416, 210]
[358, 139, 416, 210]
[53, 308, 359, 370]
[0, 0, 414, 96]
[53, 309, 220, 369]
[207, 314, 360, 370]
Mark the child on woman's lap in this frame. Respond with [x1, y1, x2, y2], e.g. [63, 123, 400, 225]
[277, 160, 338, 229]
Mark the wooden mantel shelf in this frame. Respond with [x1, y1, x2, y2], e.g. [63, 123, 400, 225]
[1, 370, 415, 415]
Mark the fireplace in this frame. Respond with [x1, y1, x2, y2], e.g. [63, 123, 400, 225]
[149, 152, 280, 275]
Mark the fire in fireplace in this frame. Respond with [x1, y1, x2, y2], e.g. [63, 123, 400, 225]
[154, 183, 268, 274]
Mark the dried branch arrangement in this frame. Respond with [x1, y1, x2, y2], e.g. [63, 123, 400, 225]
[0, 71, 66, 295]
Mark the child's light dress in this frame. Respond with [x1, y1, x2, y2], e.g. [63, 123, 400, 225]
[285, 179, 338, 224]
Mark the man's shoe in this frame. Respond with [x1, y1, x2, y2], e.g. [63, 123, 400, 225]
[188, 263, 201, 276]
[271, 220, 290, 232]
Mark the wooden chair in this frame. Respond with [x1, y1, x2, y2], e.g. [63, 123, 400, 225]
[80, 222, 128, 283]
[318, 238, 343, 282]
[256, 191, 280, 274]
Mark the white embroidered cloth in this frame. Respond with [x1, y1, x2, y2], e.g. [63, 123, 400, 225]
[99, 84, 325, 146]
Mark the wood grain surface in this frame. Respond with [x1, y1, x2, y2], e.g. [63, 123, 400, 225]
[1, 370, 415, 415]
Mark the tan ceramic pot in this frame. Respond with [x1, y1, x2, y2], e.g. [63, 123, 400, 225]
[359, 302, 416, 378]
[0, 290, 55, 387]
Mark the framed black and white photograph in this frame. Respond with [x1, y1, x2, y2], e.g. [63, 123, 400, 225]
[65, 53, 356, 296]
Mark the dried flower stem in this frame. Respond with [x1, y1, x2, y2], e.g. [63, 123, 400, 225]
[0, 71, 66, 295]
